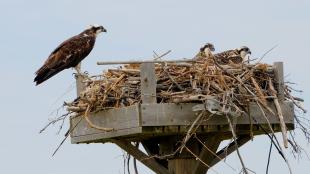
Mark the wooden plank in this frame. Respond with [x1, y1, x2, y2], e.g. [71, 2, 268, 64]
[71, 127, 142, 144]
[140, 63, 157, 104]
[141, 101, 294, 126]
[113, 139, 171, 174]
[70, 104, 140, 137]
[75, 63, 85, 96]
[97, 59, 195, 65]
[193, 135, 222, 174]
[273, 62, 284, 100]
[209, 135, 251, 167]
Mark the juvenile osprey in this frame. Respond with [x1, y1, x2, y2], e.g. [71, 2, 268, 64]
[193, 43, 215, 61]
[214, 46, 251, 65]
[34, 25, 107, 85]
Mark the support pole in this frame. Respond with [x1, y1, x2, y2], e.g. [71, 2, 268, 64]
[113, 139, 170, 174]
[193, 135, 222, 174]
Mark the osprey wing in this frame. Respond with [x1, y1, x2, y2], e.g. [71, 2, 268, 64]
[34, 34, 95, 85]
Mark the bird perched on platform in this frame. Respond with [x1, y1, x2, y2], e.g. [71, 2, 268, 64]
[214, 46, 251, 65]
[193, 43, 215, 61]
[34, 25, 107, 85]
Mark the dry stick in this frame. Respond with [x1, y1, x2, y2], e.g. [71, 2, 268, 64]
[179, 111, 205, 152]
[223, 110, 249, 174]
[153, 50, 172, 60]
[193, 135, 236, 171]
[184, 146, 220, 174]
[251, 77, 267, 105]
[163, 68, 184, 91]
[266, 136, 273, 174]
[256, 102, 293, 174]
[97, 59, 194, 65]
[133, 142, 139, 174]
[212, 56, 276, 117]
[257, 45, 278, 63]
[39, 112, 71, 133]
[127, 153, 131, 174]
[84, 104, 114, 131]
[268, 78, 288, 148]
[284, 89, 307, 113]
[52, 114, 83, 156]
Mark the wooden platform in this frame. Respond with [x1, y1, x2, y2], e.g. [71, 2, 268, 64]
[69, 61, 295, 174]
[70, 101, 294, 144]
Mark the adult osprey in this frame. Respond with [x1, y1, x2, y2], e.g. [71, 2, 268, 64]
[34, 25, 106, 85]
[214, 46, 251, 64]
[193, 43, 215, 61]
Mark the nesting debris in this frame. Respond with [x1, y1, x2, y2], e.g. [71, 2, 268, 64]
[65, 57, 302, 117]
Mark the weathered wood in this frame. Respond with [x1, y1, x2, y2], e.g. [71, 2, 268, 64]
[75, 63, 85, 96]
[141, 101, 294, 126]
[140, 63, 157, 104]
[70, 104, 140, 143]
[209, 135, 251, 167]
[193, 135, 222, 174]
[168, 159, 197, 174]
[112, 139, 171, 174]
[97, 59, 195, 65]
[70, 101, 294, 143]
[71, 127, 142, 144]
[142, 140, 168, 168]
[167, 138, 200, 174]
[273, 62, 284, 100]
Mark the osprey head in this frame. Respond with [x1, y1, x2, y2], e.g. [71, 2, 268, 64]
[237, 46, 251, 54]
[237, 46, 251, 62]
[85, 24, 107, 36]
[200, 43, 215, 52]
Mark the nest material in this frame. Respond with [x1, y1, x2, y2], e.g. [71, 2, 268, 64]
[66, 58, 279, 115]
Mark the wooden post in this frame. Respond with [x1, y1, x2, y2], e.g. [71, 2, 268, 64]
[113, 139, 170, 174]
[273, 62, 284, 100]
[193, 135, 222, 174]
[140, 63, 157, 104]
[75, 63, 85, 96]
[167, 138, 200, 174]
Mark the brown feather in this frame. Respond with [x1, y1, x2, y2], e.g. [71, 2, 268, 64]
[34, 29, 97, 85]
[214, 49, 242, 64]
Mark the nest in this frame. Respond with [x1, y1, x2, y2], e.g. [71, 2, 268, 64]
[66, 58, 285, 114]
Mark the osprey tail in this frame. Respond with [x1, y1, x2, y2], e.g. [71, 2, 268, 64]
[34, 65, 63, 85]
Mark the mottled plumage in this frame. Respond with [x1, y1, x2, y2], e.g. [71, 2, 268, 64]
[193, 43, 215, 61]
[214, 46, 251, 65]
[34, 25, 106, 85]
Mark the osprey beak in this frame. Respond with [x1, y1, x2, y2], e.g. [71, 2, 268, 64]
[102, 28, 107, 33]
[248, 51, 252, 54]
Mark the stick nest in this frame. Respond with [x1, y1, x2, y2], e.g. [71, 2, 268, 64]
[65, 58, 290, 115]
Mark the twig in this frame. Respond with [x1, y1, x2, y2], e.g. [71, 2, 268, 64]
[52, 114, 83, 156]
[266, 135, 273, 174]
[268, 78, 288, 148]
[194, 135, 236, 171]
[179, 111, 205, 152]
[84, 104, 114, 131]
[39, 112, 71, 133]
[133, 142, 139, 174]
[184, 146, 220, 174]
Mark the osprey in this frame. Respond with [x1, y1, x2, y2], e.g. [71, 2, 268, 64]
[193, 43, 215, 61]
[34, 25, 107, 85]
[214, 46, 251, 65]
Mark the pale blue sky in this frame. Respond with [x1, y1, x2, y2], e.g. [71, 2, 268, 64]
[0, 0, 309, 173]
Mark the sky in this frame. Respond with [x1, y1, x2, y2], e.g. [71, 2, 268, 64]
[0, 0, 309, 173]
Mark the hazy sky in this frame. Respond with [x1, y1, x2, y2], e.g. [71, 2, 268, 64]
[0, 0, 309, 173]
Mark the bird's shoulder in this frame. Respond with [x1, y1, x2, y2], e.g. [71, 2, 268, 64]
[50, 33, 94, 54]
[214, 49, 239, 58]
